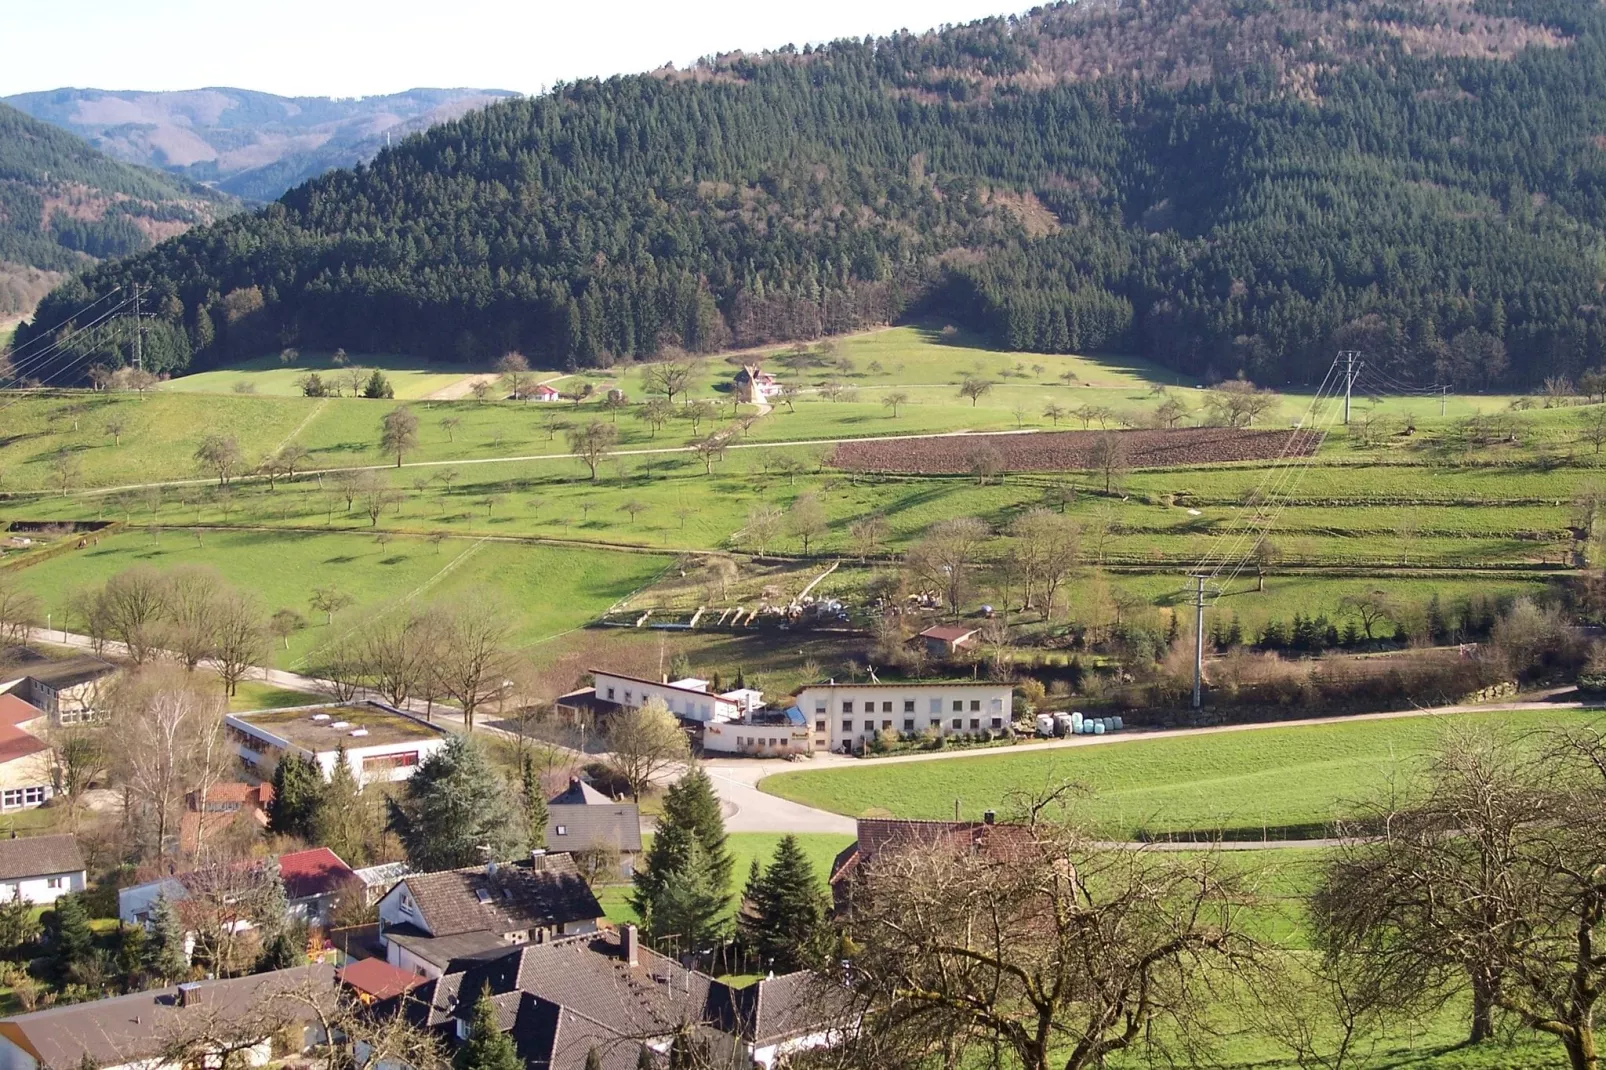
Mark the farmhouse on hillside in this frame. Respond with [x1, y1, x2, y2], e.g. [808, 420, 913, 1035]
[0, 834, 85, 906]
[383, 924, 851, 1070]
[225, 702, 449, 783]
[797, 680, 1014, 754]
[733, 363, 781, 404]
[376, 852, 604, 978]
[916, 624, 981, 657]
[532, 382, 561, 401]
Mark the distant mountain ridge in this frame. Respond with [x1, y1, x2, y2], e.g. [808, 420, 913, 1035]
[4, 86, 517, 201]
[0, 101, 231, 315]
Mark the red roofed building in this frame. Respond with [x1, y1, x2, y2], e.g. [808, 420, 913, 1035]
[278, 847, 359, 922]
[532, 383, 561, 401]
[829, 815, 1038, 914]
[0, 695, 53, 812]
[179, 782, 274, 855]
[337, 957, 425, 1003]
[917, 624, 980, 657]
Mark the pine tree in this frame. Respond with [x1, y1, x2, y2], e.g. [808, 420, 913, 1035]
[521, 753, 549, 849]
[455, 984, 522, 1070]
[269, 755, 323, 839]
[739, 835, 828, 973]
[388, 735, 525, 871]
[657, 767, 732, 894]
[584, 1048, 604, 1070]
[315, 744, 371, 866]
[47, 894, 93, 981]
[648, 837, 727, 953]
[144, 893, 189, 982]
[116, 923, 147, 990]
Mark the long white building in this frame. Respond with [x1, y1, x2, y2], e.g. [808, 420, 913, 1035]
[796, 681, 1015, 754]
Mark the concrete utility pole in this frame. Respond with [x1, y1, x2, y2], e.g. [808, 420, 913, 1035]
[1339, 350, 1361, 425]
[1191, 574, 1207, 709]
[1441, 385, 1448, 417]
[132, 284, 144, 372]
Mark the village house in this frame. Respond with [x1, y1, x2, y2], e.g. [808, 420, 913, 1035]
[545, 778, 643, 878]
[224, 702, 450, 783]
[352, 861, 413, 907]
[383, 924, 849, 1070]
[0, 652, 118, 726]
[119, 847, 358, 928]
[828, 814, 1035, 914]
[796, 680, 1015, 754]
[702, 704, 813, 757]
[179, 781, 273, 855]
[0, 965, 337, 1070]
[0, 834, 85, 906]
[916, 624, 981, 658]
[376, 853, 604, 978]
[532, 382, 561, 401]
[0, 695, 55, 813]
[732, 363, 782, 404]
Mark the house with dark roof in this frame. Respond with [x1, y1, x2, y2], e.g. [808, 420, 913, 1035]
[828, 814, 1037, 914]
[0, 835, 84, 906]
[0, 965, 336, 1070]
[376, 853, 604, 978]
[379, 925, 849, 1070]
[0, 652, 118, 726]
[545, 778, 642, 879]
[732, 364, 781, 405]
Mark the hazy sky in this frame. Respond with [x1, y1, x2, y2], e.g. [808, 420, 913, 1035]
[3, 0, 1016, 98]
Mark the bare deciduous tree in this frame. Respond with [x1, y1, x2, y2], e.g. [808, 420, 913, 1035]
[905, 516, 990, 615]
[111, 666, 228, 860]
[604, 696, 690, 800]
[432, 597, 514, 729]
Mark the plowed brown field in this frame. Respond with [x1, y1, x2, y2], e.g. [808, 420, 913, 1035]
[831, 427, 1320, 473]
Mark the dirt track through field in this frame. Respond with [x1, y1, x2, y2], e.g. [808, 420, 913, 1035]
[832, 426, 1321, 473]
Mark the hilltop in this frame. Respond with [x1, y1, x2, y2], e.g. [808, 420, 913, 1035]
[18, 0, 1606, 387]
[5, 86, 517, 201]
[0, 102, 232, 317]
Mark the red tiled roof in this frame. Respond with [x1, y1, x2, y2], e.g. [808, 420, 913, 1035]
[193, 782, 273, 807]
[277, 847, 356, 900]
[338, 957, 425, 1001]
[0, 693, 44, 727]
[830, 818, 1037, 887]
[0, 723, 48, 765]
[534, 383, 560, 395]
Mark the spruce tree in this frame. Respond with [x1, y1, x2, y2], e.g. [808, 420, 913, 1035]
[388, 735, 525, 871]
[658, 767, 732, 895]
[648, 838, 727, 953]
[315, 744, 370, 866]
[269, 755, 322, 839]
[47, 894, 93, 981]
[584, 1048, 604, 1070]
[144, 893, 189, 983]
[636, 1046, 655, 1070]
[521, 753, 549, 849]
[739, 835, 828, 973]
[455, 984, 522, 1070]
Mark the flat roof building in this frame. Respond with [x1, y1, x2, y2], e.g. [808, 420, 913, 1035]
[224, 701, 450, 783]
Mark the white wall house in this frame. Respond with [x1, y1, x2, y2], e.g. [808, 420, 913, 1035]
[796, 682, 1015, 754]
[702, 709, 813, 756]
[0, 835, 85, 907]
[224, 702, 449, 783]
[590, 671, 748, 724]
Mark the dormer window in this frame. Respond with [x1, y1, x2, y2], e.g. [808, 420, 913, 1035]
[556, 825, 567, 836]
[456, 1018, 470, 1040]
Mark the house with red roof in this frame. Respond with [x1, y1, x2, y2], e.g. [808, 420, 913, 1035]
[0, 694, 55, 812]
[532, 382, 562, 402]
[118, 846, 359, 930]
[179, 781, 274, 855]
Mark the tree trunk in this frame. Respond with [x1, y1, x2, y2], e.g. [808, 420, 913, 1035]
[1563, 1029, 1597, 1070]
[1470, 976, 1496, 1043]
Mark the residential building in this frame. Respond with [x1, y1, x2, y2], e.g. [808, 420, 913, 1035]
[0, 965, 336, 1070]
[0, 696, 54, 812]
[545, 778, 642, 878]
[119, 847, 357, 927]
[532, 383, 561, 401]
[383, 925, 848, 1070]
[828, 814, 1036, 914]
[224, 701, 449, 783]
[797, 681, 1014, 753]
[916, 624, 981, 658]
[179, 781, 273, 855]
[376, 853, 604, 978]
[0, 835, 84, 905]
[352, 861, 412, 906]
[566, 670, 753, 725]
[0, 653, 118, 725]
[702, 705, 813, 756]
[733, 363, 782, 404]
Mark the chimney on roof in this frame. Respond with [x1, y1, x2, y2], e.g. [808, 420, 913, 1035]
[983, 809, 996, 826]
[621, 923, 640, 967]
[177, 981, 203, 1007]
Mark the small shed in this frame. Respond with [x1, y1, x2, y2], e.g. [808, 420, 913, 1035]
[917, 624, 981, 657]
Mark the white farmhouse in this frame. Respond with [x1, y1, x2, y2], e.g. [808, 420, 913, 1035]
[797, 680, 1015, 754]
[0, 835, 84, 906]
[224, 701, 449, 783]
[579, 670, 750, 723]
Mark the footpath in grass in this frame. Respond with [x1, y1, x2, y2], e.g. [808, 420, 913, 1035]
[759, 708, 1606, 839]
[9, 528, 670, 668]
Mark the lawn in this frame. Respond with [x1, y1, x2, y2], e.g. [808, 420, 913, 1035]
[7, 528, 671, 668]
[163, 351, 484, 399]
[758, 708, 1606, 838]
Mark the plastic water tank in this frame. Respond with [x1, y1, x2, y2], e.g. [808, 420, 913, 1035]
[1093, 720, 1106, 735]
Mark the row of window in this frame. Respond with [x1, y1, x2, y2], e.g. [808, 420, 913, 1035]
[227, 725, 272, 753]
[817, 697, 1005, 717]
[604, 685, 713, 719]
[1, 786, 47, 810]
[841, 717, 1004, 735]
[362, 751, 420, 771]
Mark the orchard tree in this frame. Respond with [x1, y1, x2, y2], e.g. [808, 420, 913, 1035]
[380, 407, 420, 466]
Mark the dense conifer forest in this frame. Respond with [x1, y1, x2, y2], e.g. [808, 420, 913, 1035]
[21, 0, 1606, 387]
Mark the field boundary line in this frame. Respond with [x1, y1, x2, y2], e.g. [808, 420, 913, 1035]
[270, 397, 328, 456]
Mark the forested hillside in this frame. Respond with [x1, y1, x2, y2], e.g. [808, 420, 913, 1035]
[0, 103, 230, 315]
[21, 0, 1606, 387]
[5, 87, 516, 201]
